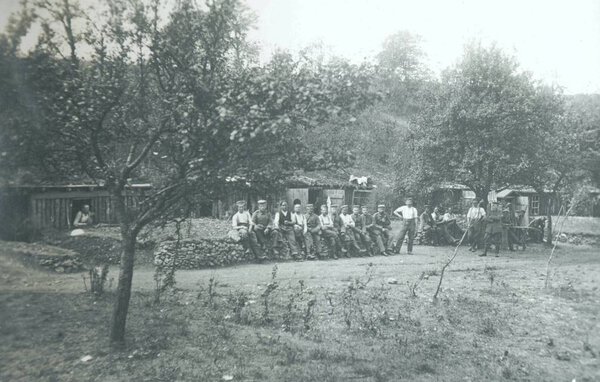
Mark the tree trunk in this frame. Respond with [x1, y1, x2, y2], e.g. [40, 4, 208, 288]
[110, 229, 137, 346]
[474, 187, 489, 210]
[546, 194, 553, 246]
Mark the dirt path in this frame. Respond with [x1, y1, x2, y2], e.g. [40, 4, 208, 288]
[3, 242, 598, 295]
[1, 242, 599, 381]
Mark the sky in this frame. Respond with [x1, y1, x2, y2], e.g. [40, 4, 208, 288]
[1, 0, 599, 94]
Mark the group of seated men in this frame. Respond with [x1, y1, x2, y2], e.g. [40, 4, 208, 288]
[231, 198, 421, 261]
[233, 196, 537, 261]
[421, 199, 529, 257]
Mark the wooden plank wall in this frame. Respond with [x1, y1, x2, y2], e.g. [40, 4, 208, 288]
[285, 188, 309, 208]
[29, 192, 142, 229]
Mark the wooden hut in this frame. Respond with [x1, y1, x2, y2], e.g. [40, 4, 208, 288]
[0, 183, 152, 234]
[211, 170, 376, 218]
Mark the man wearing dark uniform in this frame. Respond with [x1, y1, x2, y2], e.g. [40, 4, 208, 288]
[480, 202, 503, 257]
[252, 199, 275, 258]
[305, 204, 323, 259]
[362, 205, 379, 255]
[352, 205, 373, 256]
[502, 205, 526, 251]
[419, 205, 439, 245]
[373, 204, 392, 256]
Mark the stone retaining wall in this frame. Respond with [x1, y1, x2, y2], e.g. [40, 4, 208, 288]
[154, 238, 252, 269]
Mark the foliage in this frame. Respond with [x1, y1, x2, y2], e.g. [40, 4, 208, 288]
[411, 43, 564, 202]
[0, 0, 377, 344]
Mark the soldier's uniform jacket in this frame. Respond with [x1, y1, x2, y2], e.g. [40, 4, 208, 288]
[332, 213, 345, 233]
[306, 213, 321, 234]
[420, 211, 435, 228]
[362, 213, 373, 228]
[373, 212, 391, 229]
[484, 209, 503, 234]
[252, 210, 273, 229]
[352, 213, 365, 231]
[501, 211, 516, 226]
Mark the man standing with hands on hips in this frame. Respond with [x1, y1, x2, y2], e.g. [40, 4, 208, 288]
[392, 198, 419, 255]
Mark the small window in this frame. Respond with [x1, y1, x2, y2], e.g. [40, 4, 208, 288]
[530, 195, 540, 215]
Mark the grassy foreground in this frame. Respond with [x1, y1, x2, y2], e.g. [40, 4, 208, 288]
[1, 242, 599, 381]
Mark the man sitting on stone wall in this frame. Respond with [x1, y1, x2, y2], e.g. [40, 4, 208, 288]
[232, 200, 265, 260]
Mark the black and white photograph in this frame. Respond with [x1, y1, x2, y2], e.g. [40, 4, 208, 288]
[0, 0, 599, 380]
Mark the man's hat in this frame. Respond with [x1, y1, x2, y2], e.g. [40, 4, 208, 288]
[424, 204, 430, 207]
[377, 204, 386, 208]
[258, 199, 267, 204]
[306, 203, 313, 208]
[236, 200, 246, 206]
[341, 204, 348, 209]
[330, 204, 338, 208]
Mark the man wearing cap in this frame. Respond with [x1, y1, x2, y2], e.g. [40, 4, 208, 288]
[252, 200, 274, 258]
[232, 200, 264, 260]
[361, 205, 379, 254]
[319, 205, 340, 259]
[330, 205, 349, 257]
[305, 204, 323, 259]
[351, 205, 373, 256]
[340, 205, 366, 256]
[373, 204, 392, 256]
[392, 198, 419, 255]
[480, 202, 503, 257]
[292, 203, 316, 260]
[466, 199, 486, 252]
[273, 201, 297, 258]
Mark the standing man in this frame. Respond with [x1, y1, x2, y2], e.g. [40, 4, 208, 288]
[466, 199, 486, 252]
[252, 199, 274, 258]
[273, 201, 297, 259]
[480, 202, 503, 257]
[319, 205, 340, 259]
[232, 200, 264, 260]
[352, 205, 373, 256]
[373, 204, 392, 256]
[502, 206, 525, 251]
[292, 203, 316, 260]
[392, 198, 419, 255]
[515, 209, 527, 249]
[305, 204, 323, 259]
